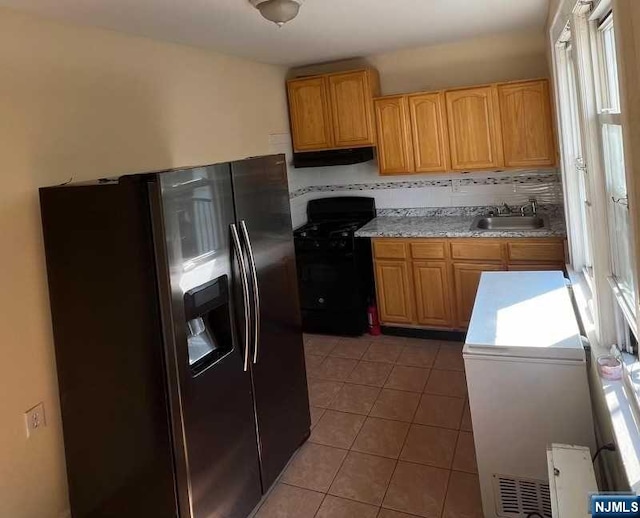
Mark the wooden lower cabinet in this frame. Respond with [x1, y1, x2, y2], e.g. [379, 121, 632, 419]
[375, 260, 414, 324]
[372, 237, 566, 330]
[413, 261, 453, 328]
[452, 262, 504, 328]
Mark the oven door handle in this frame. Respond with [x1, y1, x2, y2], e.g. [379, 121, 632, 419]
[231, 223, 251, 372]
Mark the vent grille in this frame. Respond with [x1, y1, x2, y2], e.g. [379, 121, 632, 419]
[493, 475, 552, 517]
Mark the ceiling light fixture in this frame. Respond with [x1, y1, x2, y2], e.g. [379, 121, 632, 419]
[250, 0, 303, 27]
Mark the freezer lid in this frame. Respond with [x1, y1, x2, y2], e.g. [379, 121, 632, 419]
[464, 271, 585, 361]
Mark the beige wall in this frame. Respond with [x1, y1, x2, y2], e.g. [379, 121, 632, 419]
[290, 30, 549, 94]
[0, 7, 288, 517]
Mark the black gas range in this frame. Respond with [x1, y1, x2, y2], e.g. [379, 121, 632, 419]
[294, 197, 376, 336]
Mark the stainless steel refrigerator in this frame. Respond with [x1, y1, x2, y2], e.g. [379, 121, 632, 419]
[40, 155, 311, 518]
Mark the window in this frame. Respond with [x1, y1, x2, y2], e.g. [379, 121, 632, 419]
[553, 4, 638, 350]
[555, 35, 594, 276]
[593, 13, 636, 324]
[567, 44, 594, 276]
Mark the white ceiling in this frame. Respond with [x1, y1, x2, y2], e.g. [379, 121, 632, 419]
[1, 0, 550, 66]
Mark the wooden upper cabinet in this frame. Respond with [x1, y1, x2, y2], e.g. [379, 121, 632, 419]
[446, 86, 504, 171]
[374, 96, 414, 175]
[287, 76, 333, 151]
[287, 69, 378, 152]
[408, 92, 450, 172]
[328, 70, 378, 148]
[498, 80, 557, 167]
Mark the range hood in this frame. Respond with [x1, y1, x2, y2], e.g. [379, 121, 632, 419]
[293, 147, 375, 168]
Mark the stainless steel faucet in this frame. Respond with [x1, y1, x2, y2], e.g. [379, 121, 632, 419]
[519, 197, 538, 217]
[498, 203, 512, 215]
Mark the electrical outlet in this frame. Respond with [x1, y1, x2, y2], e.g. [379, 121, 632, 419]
[25, 402, 46, 438]
[451, 179, 462, 193]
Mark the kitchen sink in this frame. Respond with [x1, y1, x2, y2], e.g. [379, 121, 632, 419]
[470, 215, 549, 231]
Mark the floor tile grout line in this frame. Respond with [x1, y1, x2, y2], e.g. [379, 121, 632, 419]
[309, 370, 465, 394]
[320, 415, 370, 512]
[313, 492, 385, 516]
[441, 464, 456, 518]
[311, 402, 464, 432]
[310, 369, 468, 399]
[378, 419, 410, 512]
[377, 369, 432, 514]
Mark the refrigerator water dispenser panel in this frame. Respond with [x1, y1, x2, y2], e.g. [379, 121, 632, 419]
[184, 275, 233, 375]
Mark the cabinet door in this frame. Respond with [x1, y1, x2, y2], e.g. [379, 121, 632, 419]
[375, 260, 414, 325]
[453, 262, 504, 328]
[374, 96, 414, 175]
[408, 92, 450, 172]
[446, 86, 503, 170]
[499, 80, 557, 167]
[287, 77, 333, 152]
[413, 261, 453, 328]
[328, 70, 376, 148]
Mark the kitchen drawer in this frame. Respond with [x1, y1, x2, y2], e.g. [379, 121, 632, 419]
[508, 263, 565, 272]
[411, 241, 446, 260]
[373, 239, 408, 259]
[507, 240, 565, 263]
[451, 240, 504, 261]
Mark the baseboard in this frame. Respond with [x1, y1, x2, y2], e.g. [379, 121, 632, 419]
[381, 326, 466, 343]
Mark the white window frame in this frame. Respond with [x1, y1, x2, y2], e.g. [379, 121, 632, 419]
[588, 10, 639, 346]
[558, 38, 595, 279]
[551, 0, 640, 489]
[552, 3, 618, 348]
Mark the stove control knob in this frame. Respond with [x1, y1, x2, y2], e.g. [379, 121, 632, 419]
[318, 298, 325, 304]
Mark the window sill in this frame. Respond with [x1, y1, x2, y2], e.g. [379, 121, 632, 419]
[568, 266, 640, 492]
[602, 355, 640, 492]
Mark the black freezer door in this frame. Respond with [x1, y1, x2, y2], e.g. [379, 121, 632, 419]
[231, 155, 311, 490]
[155, 165, 262, 518]
[39, 179, 178, 517]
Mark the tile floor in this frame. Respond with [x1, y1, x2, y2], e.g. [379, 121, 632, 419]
[254, 334, 483, 518]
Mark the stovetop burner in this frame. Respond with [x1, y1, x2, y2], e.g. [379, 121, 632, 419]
[295, 220, 364, 239]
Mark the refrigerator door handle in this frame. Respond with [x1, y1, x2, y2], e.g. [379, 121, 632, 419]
[239, 220, 260, 364]
[231, 223, 251, 372]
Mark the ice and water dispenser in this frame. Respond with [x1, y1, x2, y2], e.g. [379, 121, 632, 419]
[183, 275, 233, 375]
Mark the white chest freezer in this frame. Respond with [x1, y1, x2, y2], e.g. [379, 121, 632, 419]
[464, 271, 595, 518]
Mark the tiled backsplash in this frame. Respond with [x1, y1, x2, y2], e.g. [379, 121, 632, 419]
[289, 171, 561, 200]
[268, 133, 564, 229]
[375, 204, 563, 217]
[289, 170, 563, 228]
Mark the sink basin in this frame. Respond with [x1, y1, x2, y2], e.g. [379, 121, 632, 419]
[470, 215, 549, 231]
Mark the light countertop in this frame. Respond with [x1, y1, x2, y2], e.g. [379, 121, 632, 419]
[355, 212, 567, 239]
